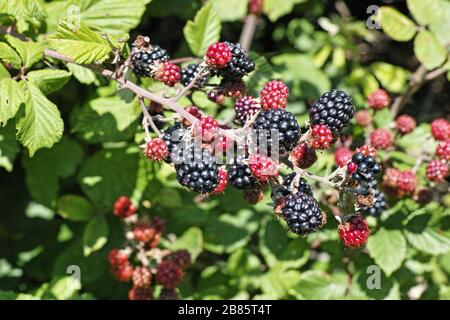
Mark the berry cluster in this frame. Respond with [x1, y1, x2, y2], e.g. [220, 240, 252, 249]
[348, 152, 382, 187]
[109, 196, 191, 300]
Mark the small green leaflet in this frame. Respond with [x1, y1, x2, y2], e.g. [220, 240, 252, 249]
[83, 215, 109, 256]
[0, 42, 22, 69]
[183, 3, 221, 57]
[27, 69, 72, 95]
[48, 18, 113, 64]
[0, 78, 24, 126]
[5, 36, 43, 68]
[379, 7, 417, 42]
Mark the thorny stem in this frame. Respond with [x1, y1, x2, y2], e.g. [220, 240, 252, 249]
[239, 14, 259, 50]
[139, 97, 162, 138]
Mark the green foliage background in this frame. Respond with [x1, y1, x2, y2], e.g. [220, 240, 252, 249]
[0, 0, 449, 300]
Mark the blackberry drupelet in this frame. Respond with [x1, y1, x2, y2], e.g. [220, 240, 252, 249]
[215, 42, 255, 78]
[180, 64, 209, 88]
[162, 124, 186, 163]
[227, 162, 259, 190]
[131, 45, 170, 77]
[252, 109, 300, 154]
[172, 144, 219, 194]
[309, 89, 354, 134]
[281, 192, 324, 235]
[350, 152, 381, 185]
[281, 173, 313, 196]
[361, 190, 387, 217]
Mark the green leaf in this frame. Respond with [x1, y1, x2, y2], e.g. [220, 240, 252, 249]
[414, 31, 447, 70]
[0, 78, 24, 126]
[210, 0, 247, 22]
[264, 0, 305, 22]
[407, 0, 443, 25]
[48, 18, 112, 64]
[49, 276, 81, 300]
[373, 108, 394, 129]
[246, 54, 279, 97]
[260, 265, 302, 299]
[57, 194, 95, 222]
[397, 123, 435, 156]
[78, 146, 140, 208]
[0, 64, 10, 80]
[73, 97, 140, 143]
[81, 0, 147, 37]
[259, 220, 310, 269]
[428, 0, 450, 45]
[0, 42, 22, 68]
[4, 0, 46, 33]
[405, 227, 450, 255]
[371, 62, 409, 93]
[367, 229, 407, 276]
[16, 82, 64, 156]
[27, 69, 71, 95]
[22, 137, 83, 206]
[165, 227, 203, 261]
[379, 7, 417, 41]
[272, 54, 331, 99]
[0, 121, 20, 172]
[83, 215, 109, 256]
[292, 270, 347, 299]
[5, 36, 43, 68]
[67, 63, 98, 85]
[183, 3, 221, 56]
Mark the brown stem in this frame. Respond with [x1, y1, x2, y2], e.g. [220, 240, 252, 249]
[139, 97, 162, 138]
[239, 14, 258, 51]
[168, 57, 201, 64]
[175, 64, 208, 101]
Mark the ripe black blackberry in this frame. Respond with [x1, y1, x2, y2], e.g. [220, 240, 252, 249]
[350, 153, 381, 185]
[281, 173, 313, 196]
[227, 161, 259, 190]
[361, 190, 387, 217]
[215, 42, 255, 78]
[131, 45, 170, 77]
[172, 143, 219, 193]
[234, 96, 260, 125]
[180, 64, 209, 88]
[252, 109, 300, 154]
[309, 89, 354, 134]
[281, 192, 324, 235]
[162, 124, 186, 163]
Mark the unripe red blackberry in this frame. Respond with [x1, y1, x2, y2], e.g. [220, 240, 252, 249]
[281, 192, 325, 235]
[154, 62, 181, 87]
[129, 286, 152, 300]
[180, 63, 209, 88]
[111, 262, 133, 282]
[355, 109, 372, 127]
[213, 132, 235, 158]
[252, 109, 301, 154]
[193, 116, 219, 143]
[215, 42, 255, 78]
[248, 0, 264, 15]
[426, 159, 449, 182]
[311, 124, 333, 149]
[383, 167, 401, 188]
[309, 89, 354, 134]
[334, 147, 353, 167]
[113, 196, 136, 218]
[220, 77, 247, 99]
[370, 128, 393, 150]
[395, 115, 416, 134]
[156, 261, 184, 289]
[234, 96, 260, 125]
[291, 143, 317, 168]
[367, 89, 390, 110]
[338, 214, 370, 249]
[108, 249, 129, 266]
[206, 42, 232, 69]
[397, 170, 417, 194]
[260, 80, 289, 110]
[436, 139, 450, 161]
[431, 118, 450, 141]
[132, 266, 152, 288]
[244, 188, 265, 204]
[211, 169, 228, 195]
[133, 222, 159, 245]
[159, 288, 179, 300]
[143, 138, 169, 161]
[354, 144, 378, 158]
[164, 250, 191, 269]
[248, 153, 279, 182]
[182, 105, 202, 128]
